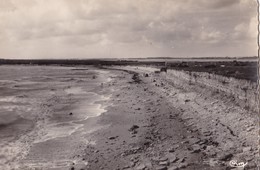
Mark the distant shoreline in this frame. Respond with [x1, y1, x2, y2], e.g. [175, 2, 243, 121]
[0, 56, 258, 66]
[0, 58, 257, 82]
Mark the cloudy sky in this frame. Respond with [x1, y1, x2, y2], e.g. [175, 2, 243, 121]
[0, 0, 258, 59]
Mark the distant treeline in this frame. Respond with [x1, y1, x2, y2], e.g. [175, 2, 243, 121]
[0, 59, 166, 66]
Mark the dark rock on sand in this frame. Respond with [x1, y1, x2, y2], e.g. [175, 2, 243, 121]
[108, 136, 118, 140]
[169, 115, 174, 119]
[123, 165, 130, 169]
[129, 125, 140, 131]
[191, 144, 201, 153]
[168, 148, 175, 153]
[184, 99, 190, 102]
[156, 166, 168, 170]
[218, 153, 233, 161]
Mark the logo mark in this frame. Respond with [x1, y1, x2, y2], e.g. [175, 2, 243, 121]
[229, 160, 248, 168]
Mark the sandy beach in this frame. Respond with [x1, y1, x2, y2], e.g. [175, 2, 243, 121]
[0, 65, 258, 170]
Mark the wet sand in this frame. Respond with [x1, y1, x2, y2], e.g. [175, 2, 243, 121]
[0, 65, 258, 170]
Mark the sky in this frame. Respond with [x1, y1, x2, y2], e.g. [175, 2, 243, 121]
[0, 0, 258, 59]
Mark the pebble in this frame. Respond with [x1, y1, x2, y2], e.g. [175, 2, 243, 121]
[246, 127, 254, 132]
[168, 155, 178, 163]
[123, 165, 130, 169]
[168, 148, 175, 153]
[189, 138, 201, 144]
[168, 166, 178, 170]
[131, 147, 141, 151]
[159, 157, 168, 162]
[209, 158, 219, 167]
[130, 157, 136, 161]
[178, 162, 188, 168]
[243, 146, 252, 152]
[191, 144, 201, 153]
[218, 153, 233, 161]
[173, 144, 180, 149]
[130, 162, 136, 167]
[156, 166, 168, 170]
[153, 157, 168, 162]
[129, 125, 140, 131]
[133, 159, 139, 164]
[159, 161, 169, 166]
[205, 146, 217, 156]
[143, 160, 152, 168]
[136, 164, 146, 170]
[178, 157, 186, 163]
[108, 136, 118, 140]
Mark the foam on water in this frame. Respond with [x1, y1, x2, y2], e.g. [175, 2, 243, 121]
[72, 101, 106, 119]
[21, 159, 88, 170]
[0, 66, 113, 169]
[0, 96, 16, 102]
[64, 87, 83, 94]
[35, 95, 108, 142]
[0, 135, 32, 169]
[33, 122, 84, 144]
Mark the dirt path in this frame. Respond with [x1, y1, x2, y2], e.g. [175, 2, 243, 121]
[81, 67, 258, 170]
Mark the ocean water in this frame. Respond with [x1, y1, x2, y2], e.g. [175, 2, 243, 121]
[0, 65, 112, 169]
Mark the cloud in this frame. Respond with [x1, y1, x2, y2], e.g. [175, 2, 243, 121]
[199, 30, 223, 43]
[232, 15, 258, 41]
[195, 0, 239, 9]
[0, 0, 258, 59]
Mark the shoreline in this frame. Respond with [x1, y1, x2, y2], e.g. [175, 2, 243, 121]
[81, 67, 258, 170]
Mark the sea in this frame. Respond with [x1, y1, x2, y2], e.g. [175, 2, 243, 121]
[0, 65, 112, 169]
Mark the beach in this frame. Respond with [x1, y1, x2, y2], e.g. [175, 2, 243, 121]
[0, 65, 258, 170]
